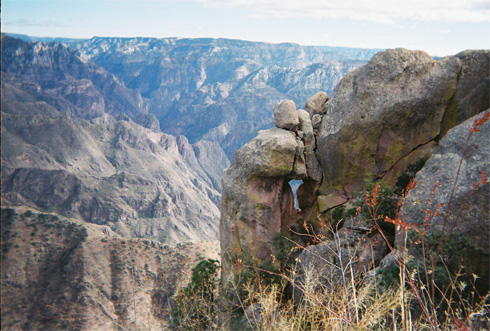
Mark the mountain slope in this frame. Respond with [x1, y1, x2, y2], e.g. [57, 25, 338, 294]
[1, 36, 226, 243]
[1, 110, 221, 243]
[1, 35, 144, 119]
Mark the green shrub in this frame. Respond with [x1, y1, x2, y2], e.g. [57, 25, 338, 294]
[394, 157, 428, 195]
[331, 205, 346, 222]
[345, 180, 397, 240]
[272, 232, 298, 271]
[170, 259, 220, 330]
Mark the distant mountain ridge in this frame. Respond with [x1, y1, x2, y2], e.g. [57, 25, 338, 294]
[62, 36, 379, 158]
[4, 33, 380, 159]
[1, 35, 144, 120]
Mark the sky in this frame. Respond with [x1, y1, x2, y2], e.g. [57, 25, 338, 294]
[2, 0, 490, 56]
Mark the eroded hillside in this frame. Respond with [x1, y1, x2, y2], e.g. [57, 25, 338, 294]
[1, 206, 220, 330]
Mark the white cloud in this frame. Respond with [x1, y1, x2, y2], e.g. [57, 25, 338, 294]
[4, 18, 69, 28]
[192, 0, 490, 24]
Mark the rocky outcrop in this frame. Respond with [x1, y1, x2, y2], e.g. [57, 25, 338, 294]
[304, 91, 329, 116]
[316, 49, 489, 212]
[401, 111, 490, 287]
[220, 99, 324, 288]
[274, 100, 300, 130]
[219, 49, 489, 316]
[294, 218, 388, 298]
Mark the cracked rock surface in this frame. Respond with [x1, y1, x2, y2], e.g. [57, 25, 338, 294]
[316, 48, 489, 210]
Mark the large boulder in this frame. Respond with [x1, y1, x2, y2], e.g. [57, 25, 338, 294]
[220, 128, 299, 280]
[401, 111, 490, 289]
[316, 49, 489, 211]
[305, 91, 329, 116]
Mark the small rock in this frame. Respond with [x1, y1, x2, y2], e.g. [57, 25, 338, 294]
[305, 91, 329, 116]
[311, 114, 322, 130]
[274, 100, 299, 131]
[317, 194, 348, 213]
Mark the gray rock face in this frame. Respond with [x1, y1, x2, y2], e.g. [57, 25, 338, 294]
[316, 48, 489, 210]
[133, 113, 161, 132]
[298, 109, 322, 182]
[444, 50, 490, 134]
[274, 100, 300, 130]
[311, 114, 322, 129]
[401, 111, 490, 283]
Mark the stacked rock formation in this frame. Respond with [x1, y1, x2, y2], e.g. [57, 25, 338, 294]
[220, 97, 325, 288]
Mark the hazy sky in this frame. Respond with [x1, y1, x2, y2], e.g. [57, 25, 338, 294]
[2, 0, 490, 56]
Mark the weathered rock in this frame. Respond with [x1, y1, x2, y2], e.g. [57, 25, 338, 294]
[317, 194, 348, 213]
[220, 128, 298, 277]
[441, 50, 490, 135]
[401, 111, 490, 288]
[293, 138, 308, 179]
[223, 128, 298, 182]
[274, 100, 300, 130]
[305, 91, 329, 116]
[311, 114, 322, 130]
[293, 218, 387, 299]
[298, 109, 322, 182]
[220, 123, 324, 293]
[316, 48, 489, 203]
[298, 109, 315, 141]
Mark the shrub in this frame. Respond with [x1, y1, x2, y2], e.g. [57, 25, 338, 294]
[394, 156, 428, 195]
[169, 259, 220, 330]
